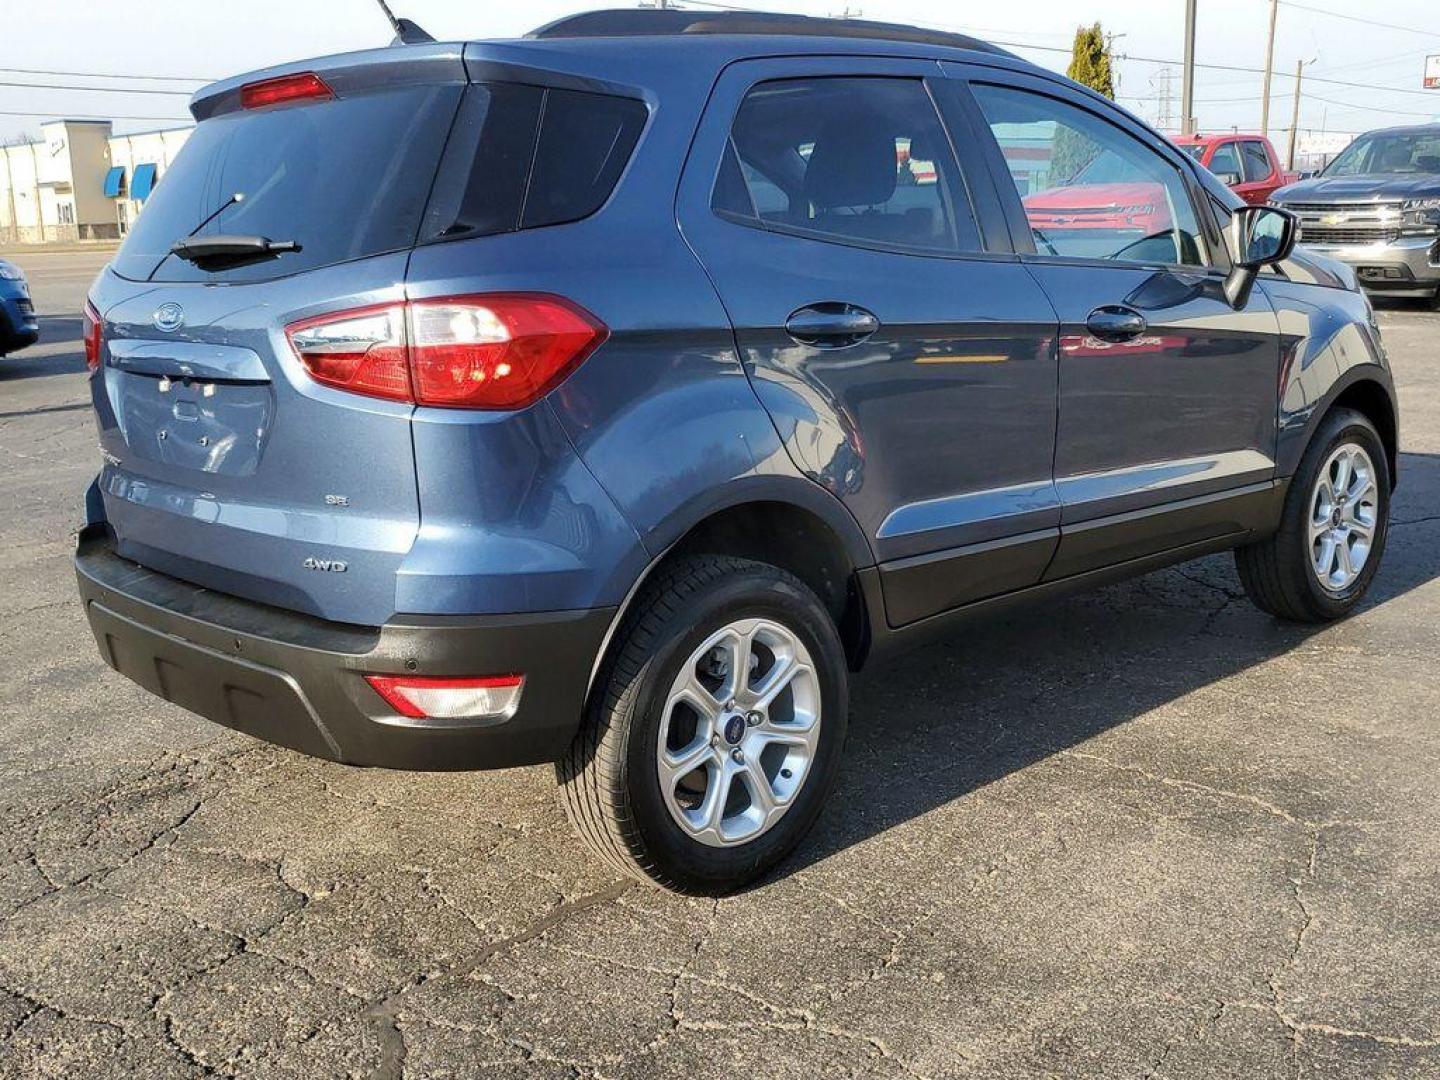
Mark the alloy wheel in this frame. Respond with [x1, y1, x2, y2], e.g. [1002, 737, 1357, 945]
[1309, 442, 1380, 594]
[655, 618, 822, 847]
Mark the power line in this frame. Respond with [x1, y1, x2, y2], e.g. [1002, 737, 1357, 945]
[0, 66, 211, 83]
[0, 79, 192, 97]
[902, 12, 1440, 98]
[0, 109, 191, 122]
[1310, 48, 1436, 76]
[986, 35, 1440, 95]
[1302, 92, 1440, 118]
[1273, 1, 1440, 39]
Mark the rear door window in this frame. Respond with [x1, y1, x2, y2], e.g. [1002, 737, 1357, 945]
[712, 77, 979, 255]
[112, 83, 463, 283]
[423, 84, 648, 241]
[1208, 142, 1242, 181]
[1241, 140, 1273, 182]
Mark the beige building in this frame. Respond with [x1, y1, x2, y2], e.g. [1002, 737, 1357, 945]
[0, 119, 193, 245]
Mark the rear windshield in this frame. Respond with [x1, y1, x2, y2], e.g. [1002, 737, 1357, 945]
[112, 83, 463, 283]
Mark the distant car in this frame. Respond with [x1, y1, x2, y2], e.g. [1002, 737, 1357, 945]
[1175, 134, 1299, 205]
[0, 259, 39, 357]
[1270, 123, 1440, 302]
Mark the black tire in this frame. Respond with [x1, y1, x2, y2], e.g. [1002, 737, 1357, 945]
[557, 554, 849, 894]
[1236, 407, 1390, 623]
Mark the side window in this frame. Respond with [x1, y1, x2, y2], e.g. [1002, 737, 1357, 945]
[1241, 140, 1273, 183]
[522, 89, 648, 229]
[712, 77, 979, 255]
[1208, 142, 1242, 182]
[424, 84, 647, 241]
[971, 83, 1207, 268]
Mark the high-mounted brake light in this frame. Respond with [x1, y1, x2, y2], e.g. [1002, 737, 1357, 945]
[285, 294, 606, 410]
[82, 300, 103, 372]
[365, 674, 525, 722]
[241, 72, 333, 110]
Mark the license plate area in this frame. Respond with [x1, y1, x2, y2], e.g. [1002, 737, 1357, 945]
[110, 370, 274, 477]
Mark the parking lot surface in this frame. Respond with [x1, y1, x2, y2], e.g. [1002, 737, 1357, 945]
[1, 249, 1437, 1079]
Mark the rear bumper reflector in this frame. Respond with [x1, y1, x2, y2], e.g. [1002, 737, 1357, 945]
[365, 673, 525, 724]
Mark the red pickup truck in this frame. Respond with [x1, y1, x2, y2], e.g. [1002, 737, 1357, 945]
[1173, 134, 1300, 205]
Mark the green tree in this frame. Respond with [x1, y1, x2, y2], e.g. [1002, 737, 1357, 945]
[1067, 23, 1115, 100]
[1050, 23, 1115, 185]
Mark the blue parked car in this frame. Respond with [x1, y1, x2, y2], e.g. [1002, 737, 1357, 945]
[76, 11, 1399, 893]
[0, 258, 39, 357]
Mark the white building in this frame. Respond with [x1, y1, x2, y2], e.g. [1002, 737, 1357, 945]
[0, 119, 193, 245]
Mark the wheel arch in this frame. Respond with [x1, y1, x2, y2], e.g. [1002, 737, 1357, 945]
[1328, 378, 1399, 490]
[1281, 366, 1399, 491]
[586, 485, 877, 701]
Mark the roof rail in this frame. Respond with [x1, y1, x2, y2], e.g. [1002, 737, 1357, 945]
[526, 9, 1015, 58]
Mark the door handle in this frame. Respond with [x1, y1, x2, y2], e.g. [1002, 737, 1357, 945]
[1085, 305, 1147, 343]
[785, 303, 880, 349]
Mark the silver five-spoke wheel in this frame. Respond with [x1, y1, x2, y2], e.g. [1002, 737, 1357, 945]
[656, 618, 821, 847]
[1309, 442, 1379, 594]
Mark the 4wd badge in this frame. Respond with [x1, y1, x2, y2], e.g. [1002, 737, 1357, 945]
[303, 557, 348, 573]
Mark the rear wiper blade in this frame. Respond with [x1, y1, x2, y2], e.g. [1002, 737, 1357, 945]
[169, 234, 301, 270]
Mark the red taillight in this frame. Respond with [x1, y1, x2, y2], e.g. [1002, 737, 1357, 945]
[241, 72, 333, 110]
[286, 304, 411, 400]
[83, 300, 102, 372]
[286, 294, 606, 410]
[365, 674, 525, 721]
[409, 295, 605, 409]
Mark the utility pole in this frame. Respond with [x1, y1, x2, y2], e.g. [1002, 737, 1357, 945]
[1286, 58, 1309, 171]
[2, 148, 18, 247]
[1260, 0, 1279, 138]
[1181, 0, 1198, 135]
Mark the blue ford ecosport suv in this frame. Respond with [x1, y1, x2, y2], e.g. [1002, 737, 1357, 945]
[76, 11, 1400, 893]
[0, 258, 39, 357]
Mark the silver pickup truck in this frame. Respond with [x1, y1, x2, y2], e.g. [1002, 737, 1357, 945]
[1271, 123, 1440, 303]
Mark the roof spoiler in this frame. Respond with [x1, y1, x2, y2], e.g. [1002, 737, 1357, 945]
[372, 0, 435, 45]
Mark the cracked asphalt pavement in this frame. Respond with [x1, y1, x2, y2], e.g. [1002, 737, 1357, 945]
[2, 250, 1439, 1079]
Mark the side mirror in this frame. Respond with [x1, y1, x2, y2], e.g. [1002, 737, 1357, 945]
[1216, 171, 1242, 187]
[1224, 205, 1299, 307]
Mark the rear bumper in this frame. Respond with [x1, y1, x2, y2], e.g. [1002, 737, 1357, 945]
[1300, 237, 1440, 295]
[75, 526, 613, 770]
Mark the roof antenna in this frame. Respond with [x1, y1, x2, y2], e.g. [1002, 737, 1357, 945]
[371, 0, 435, 45]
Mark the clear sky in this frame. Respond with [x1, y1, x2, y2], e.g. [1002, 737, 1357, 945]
[4, 0, 1439, 143]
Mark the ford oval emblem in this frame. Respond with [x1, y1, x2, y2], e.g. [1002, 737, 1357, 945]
[152, 303, 185, 333]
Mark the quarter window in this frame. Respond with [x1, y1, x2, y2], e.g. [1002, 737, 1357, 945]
[713, 77, 979, 255]
[972, 83, 1207, 267]
[424, 84, 648, 242]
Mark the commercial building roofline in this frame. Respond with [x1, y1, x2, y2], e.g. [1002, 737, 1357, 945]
[110, 123, 195, 139]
